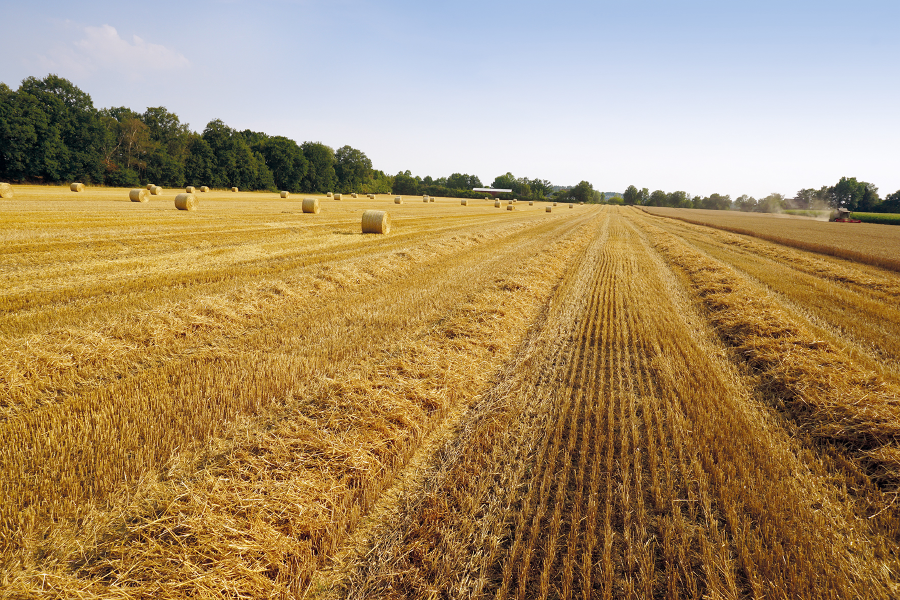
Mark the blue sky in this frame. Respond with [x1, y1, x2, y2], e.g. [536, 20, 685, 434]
[2, 0, 899, 198]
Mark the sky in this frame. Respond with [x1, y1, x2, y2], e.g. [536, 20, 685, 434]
[2, 0, 899, 198]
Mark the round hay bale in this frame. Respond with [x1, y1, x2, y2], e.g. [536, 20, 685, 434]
[334, 193, 342, 200]
[394, 197, 403, 204]
[494, 200, 501, 208]
[174, 193, 198, 211]
[569, 204, 574, 208]
[423, 196, 429, 203]
[327, 192, 333, 197]
[151, 186, 163, 196]
[553, 202, 558, 206]
[200, 186, 209, 192]
[281, 191, 290, 198]
[129, 188, 149, 202]
[429, 197, 435, 202]
[185, 186, 196, 193]
[70, 182, 85, 192]
[546, 206, 552, 213]
[507, 204, 514, 211]
[231, 187, 239, 192]
[351, 192, 358, 198]
[302, 198, 320, 214]
[485, 196, 490, 200]
[368, 193, 375, 199]
[461, 199, 468, 206]
[361, 209, 390, 234]
[146, 184, 154, 190]
[529, 201, 534, 206]
[0, 183, 14, 199]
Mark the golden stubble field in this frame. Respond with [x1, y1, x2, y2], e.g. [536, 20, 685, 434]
[1, 187, 899, 599]
[643, 206, 900, 272]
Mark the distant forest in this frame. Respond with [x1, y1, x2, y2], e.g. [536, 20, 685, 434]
[0, 74, 593, 201]
[620, 179, 900, 214]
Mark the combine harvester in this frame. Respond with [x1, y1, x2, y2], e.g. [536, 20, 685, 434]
[830, 208, 862, 223]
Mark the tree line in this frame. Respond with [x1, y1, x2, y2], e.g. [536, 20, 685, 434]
[621, 177, 900, 214]
[1, 74, 596, 200]
[0, 75, 393, 194]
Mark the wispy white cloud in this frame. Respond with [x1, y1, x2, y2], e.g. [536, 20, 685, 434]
[36, 24, 190, 79]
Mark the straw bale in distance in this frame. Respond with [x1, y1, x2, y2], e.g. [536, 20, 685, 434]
[174, 193, 198, 211]
[281, 191, 290, 198]
[361, 209, 390, 234]
[351, 192, 358, 198]
[301, 198, 320, 214]
[185, 186, 196, 193]
[461, 199, 468, 206]
[546, 206, 552, 212]
[423, 196, 429, 203]
[70, 182, 85, 192]
[507, 204, 514, 211]
[495, 199, 501, 208]
[368, 193, 375, 199]
[553, 202, 558, 206]
[429, 197, 435, 202]
[485, 196, 490, 200]
[129, 189, 149, 203]
[569, 204, 574, 208]
[0, 183, 14, 198]
[146, 183, 154, 190]
[327, 192, 333, 197]
[334, 193, 342, 200]
[151, 186, 163, 196]
[231, 187, 238, 192]
[529, 201, 534, 206]
[394, 197, 403, 204]
[200, 186, 209, 192]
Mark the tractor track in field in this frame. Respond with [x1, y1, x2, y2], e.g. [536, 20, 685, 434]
[336, 209, 900, 599]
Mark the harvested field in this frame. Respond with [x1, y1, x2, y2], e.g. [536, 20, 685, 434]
[643, 206, 900, 272]
[2, 189, 899, 599]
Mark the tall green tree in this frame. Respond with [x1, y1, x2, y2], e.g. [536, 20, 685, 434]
[392, 170, 419, 195]
[141, 107, 189, 186]
[623, 185, 640, 205]
[756, 193, 785, 213]
[571, 180, 595, 203]
[0, 83, 63, 181]
[528, 178, 553, 200]
[18, 74, 108, 183]
[666, 191, 690, 208]
[446, 172, 482, 191]
[647, 189, 667, 206]
[734, 194, 757, 211]
[698, 193, 731, 210]
[184, 134, 216, 187]
[491, 172, 516, 190]
[299, 142, 336, 193]
[255, 135, 308, 193]
[876, 190, 900, 213]
[201, 119, 273, 189]
[830, 176, 878, 211]
[334, 145, 372, 192]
